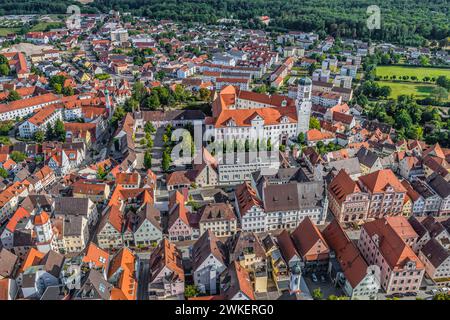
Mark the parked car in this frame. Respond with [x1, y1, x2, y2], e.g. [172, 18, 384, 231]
[320, 275, 326, 282]
[312, 273, 318, 283]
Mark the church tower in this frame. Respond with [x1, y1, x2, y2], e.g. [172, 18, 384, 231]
[33, 209, 54, 253]
[296, 77, 312, 134]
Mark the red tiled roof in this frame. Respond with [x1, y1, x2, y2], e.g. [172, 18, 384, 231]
[358, 169, 406, 194]
[363, 217, 424, 270]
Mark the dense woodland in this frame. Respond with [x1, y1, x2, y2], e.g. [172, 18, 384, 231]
[0, 0, 449, 45]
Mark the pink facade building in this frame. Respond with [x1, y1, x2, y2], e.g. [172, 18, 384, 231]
[357, 217, 425, 294]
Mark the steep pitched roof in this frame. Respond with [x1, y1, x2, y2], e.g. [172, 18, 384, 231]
[108, 247, 137, 300]
[291, 217, 329, 261]
[276, 230, 299, 263]
[82, 242, 110, 271]
[149, 239, 184, 283]
[421, 238, 450, 268]
[363, 218, 424, 270]
[221, 261, 255, 300]
[328, 169, 362, 205]
[358, 169, 406, 194]
[322, 220, 371, 288]
[192, 230, 226, 271]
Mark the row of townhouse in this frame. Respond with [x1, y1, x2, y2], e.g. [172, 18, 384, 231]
[1, 240, 138, 300]
[0, 195, 98, 256]
[0, 93, 61, 121]
[328, 168, 407, 224]
[234, 177, 328, 234]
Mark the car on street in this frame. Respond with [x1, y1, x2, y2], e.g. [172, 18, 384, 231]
[320, 275, 326, 282]
[312, 273, 318, 283]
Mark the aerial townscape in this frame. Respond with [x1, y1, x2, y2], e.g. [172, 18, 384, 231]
[0, 1, 450, 304]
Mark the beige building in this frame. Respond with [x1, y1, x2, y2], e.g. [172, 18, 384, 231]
[198, 203, 237, 237]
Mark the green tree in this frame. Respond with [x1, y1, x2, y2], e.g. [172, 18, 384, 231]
[97, 166, 107, 179]
[144, 149, 152, 170]
[7, 90, 21, 101]
[144, 122, 156, 134]
[162, 150, 171, 172]
[184, 285, 200, 298]
[145, 92, 160, 110]
[34, 130, 45, 143]
[199, 87, 211, 101]
[0, 63, 10, 76]
[436, 76, 450, 90]
[297, 132, 305, 145]
[433, 293, 450, 300]
[419, 55, 429, 66]
[0, 167, 8, 178]
[312, 288, 323, 300]
[309, 117, 321, 130]
[431, 86, 448, 102]
[111, 106, 126, 128]
[10, 151, 26, 163]
[53, 119, 66, 142]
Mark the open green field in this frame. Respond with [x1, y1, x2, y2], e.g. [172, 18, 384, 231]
[375, 81, 448, 100]
[0, 28, 20, 36]
[375, 65, 450, 79]
[30, 22, 65, 32]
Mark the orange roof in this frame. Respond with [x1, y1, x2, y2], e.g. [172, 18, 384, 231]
[108, 247, 137, 300]
[212, 85, 296, 122]
[235, 182, 263, 216]
[328, 169, 362, 205]
[27, 105, 61, 126]
[116, 172, 140, 186]
[33, 210, 50, 226]
[82, 242, 109, 270]
[6, 207, 31, 232]
[291, 217, 330, 261]
[306, 129, 335, 142]
[363, 217, 424, 270]
[322, 220, 371, 288]
[358, 169, 406, 194]
[72, 180, 108, 195]
[149, 239, 185, 283]
[0, 93, 59, 114]
[169, 190, 185, 210]
[20, 248, 45, 273]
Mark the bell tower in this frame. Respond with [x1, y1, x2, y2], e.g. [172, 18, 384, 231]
[296, 77, 312, 134]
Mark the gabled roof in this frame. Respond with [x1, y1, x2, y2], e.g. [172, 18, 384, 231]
[0, 249, 18, 278]
[235, 182, 263, 216]
[276, 230, 299, 263]
[198, 202, 236, 222]
[356, 147, 379, 168]
[149, 239, 184, 283]
[363, 217, 424, 270]
[328, 169, 363, 205]
[291, 217, 329, 261]
[322, 220, 371, 288]
[82, 242, 110, 271]
[192, 230, 226, 271]
[220, 261, 255, 300]
[358, 169, 406, 194]
[108, 247, 137, 300]
[421, 238, 450, 268]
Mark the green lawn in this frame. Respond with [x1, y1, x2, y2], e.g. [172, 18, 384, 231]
[375, 65, 450, 79]
[0, 28, 20, 36]
[375, 81, 447, 100]
[30, 22, 65, 32]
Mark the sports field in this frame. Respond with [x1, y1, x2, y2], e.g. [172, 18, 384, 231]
[375, 65, 450, 79]
[375, 81, 444, 100]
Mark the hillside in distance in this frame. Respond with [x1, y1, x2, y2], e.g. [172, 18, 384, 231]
[0, 0, 448, 45]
